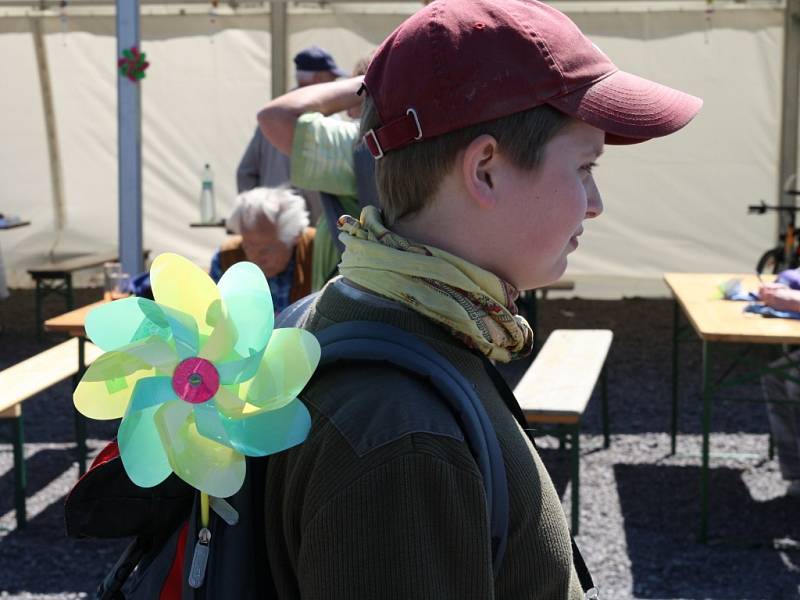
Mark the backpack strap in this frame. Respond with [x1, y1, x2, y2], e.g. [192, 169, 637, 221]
[352, 141, 380, 211]
[479, 355, 597, 597]
[275, 291, 319, 329]
[314, 320, 509, 576]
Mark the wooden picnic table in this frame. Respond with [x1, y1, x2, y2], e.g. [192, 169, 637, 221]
[0, 221, 30, 230]
[190, 219, 226, 228]
[29, 249, 148, 338]
[665, 272, 800, 542]
[666, 272, 800, 344]
[44, 299, 107, 475]
[44, 299, 105, 338]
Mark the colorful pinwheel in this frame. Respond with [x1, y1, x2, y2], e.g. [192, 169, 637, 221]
[74, 253, 319, 498]
[118, 46, 149, 82]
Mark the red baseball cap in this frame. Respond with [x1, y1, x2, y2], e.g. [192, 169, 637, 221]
[362, 0, 702, 159]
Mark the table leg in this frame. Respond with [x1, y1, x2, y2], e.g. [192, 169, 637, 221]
[12, 416, 26, 529]
[570, 424, 580, 535]
[699, 340, 713, 544]
[73, 337, 87, 476]
[35, 279, 43, 340]
[66, 274, 74, 310]
[671, 299, 680, 455]
[601, 365, 610, 449]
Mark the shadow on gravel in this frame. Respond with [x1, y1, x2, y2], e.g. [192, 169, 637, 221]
[0, 448, 75, 517]
[5, 383, 120, 445]
[0, 496, 126, 594]
[615, 463, 800, 598]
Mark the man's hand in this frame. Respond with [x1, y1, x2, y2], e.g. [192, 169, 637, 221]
[758, 283, 800, 312]
[257, 76, 365, 156]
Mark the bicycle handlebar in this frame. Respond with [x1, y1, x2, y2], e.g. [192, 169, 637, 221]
[748, 200, 800, 214]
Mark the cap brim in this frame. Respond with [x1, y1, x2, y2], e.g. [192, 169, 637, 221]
[548, 70, 703, 145]
[332, 67, 348, 78]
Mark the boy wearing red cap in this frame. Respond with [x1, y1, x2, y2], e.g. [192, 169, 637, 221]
[265, 1, 701, 598]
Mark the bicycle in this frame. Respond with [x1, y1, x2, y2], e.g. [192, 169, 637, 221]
[749, 190, 800, 274]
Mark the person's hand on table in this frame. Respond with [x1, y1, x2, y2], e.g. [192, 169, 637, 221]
[758, 283, 800, 312]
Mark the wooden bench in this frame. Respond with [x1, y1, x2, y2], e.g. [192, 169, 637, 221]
[0, 337, 102, 528]
[514, 329, 613, 534]
[28, 250, 148, 338]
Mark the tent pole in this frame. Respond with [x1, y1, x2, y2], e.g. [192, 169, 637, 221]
[778, 0, 800, 238]
[32, 18, 66, 240]
[117, 0, 144, 278]
[271, 1, 288, 99]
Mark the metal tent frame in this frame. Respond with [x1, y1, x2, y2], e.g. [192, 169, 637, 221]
[0, 0, 797, 277]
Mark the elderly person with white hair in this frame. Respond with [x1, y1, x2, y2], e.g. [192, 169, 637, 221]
[211, 187, 315, 314]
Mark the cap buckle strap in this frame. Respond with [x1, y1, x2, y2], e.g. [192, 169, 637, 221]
[364, 109, 424, 160]
[364, 129, 384, 160]
[407, 108, 423, 140]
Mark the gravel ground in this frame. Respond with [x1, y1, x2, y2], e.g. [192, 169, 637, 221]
[0, 289, 799, 598]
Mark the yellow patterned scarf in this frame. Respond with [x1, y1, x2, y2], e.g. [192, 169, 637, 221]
[337, 207, 534, 363]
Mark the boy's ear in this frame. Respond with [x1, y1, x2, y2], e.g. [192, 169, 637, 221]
[461, 134, 499, 209]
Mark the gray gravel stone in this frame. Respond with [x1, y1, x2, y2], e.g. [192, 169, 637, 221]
[0, 290, 799, 598]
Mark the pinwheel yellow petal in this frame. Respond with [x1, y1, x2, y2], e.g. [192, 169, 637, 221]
[118, 403, 173, 488]
[85, 339, 178, 381]
[213, 385, 247, 416]
[150, 253, 220, 337]
[74, 340, 177, 420]
[85, 296, 199, 359]
[237, 328, 320, 411]
[118, 338, 179, 373]
[154, 400, 246, 498]
[198, 299, 237, 363]
[219, 398, 311, 457]
[75, 361, 145, 420]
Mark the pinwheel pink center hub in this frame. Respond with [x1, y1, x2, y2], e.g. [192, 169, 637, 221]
[172, 357, 220, 405]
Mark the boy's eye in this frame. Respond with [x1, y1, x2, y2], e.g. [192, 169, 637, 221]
[581, 162, 598, 174]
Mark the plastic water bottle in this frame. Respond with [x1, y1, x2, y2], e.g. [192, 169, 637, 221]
[199, 164, 216, 223]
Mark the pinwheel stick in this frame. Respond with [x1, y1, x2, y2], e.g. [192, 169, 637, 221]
[201, 492, 210, 528]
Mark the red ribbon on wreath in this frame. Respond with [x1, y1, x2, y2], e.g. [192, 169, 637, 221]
[118, 46, 149, 82]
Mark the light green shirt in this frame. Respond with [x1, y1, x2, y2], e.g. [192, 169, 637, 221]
[291, 112, 361, 291]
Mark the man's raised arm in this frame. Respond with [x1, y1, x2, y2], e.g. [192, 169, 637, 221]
[257, 76, 365, 156]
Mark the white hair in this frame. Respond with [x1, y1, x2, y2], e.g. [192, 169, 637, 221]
[226, 187, 309, 246]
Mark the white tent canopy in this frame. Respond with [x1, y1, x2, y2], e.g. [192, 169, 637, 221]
[0, 0, 795, 298]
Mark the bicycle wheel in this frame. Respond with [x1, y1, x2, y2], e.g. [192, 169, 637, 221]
[756, 247, 784, 274]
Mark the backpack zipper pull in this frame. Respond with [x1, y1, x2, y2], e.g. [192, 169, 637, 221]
[210, 496, 239, 526]
[187, 527, 211, 589]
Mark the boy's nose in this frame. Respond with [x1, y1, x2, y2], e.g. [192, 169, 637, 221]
[585, 178, 603, 219]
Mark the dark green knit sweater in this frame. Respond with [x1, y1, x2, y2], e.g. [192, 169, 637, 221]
[264, 280, 583, 599]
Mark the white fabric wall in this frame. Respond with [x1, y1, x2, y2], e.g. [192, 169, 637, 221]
[0, 3, 788, 297]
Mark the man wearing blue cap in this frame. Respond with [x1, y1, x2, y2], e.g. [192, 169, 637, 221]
[235, 46, 346, 221]
[294, 45, 346, 86]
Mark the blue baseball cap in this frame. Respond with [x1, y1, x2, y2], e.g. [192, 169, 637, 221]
[293, 46, 346, 76]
